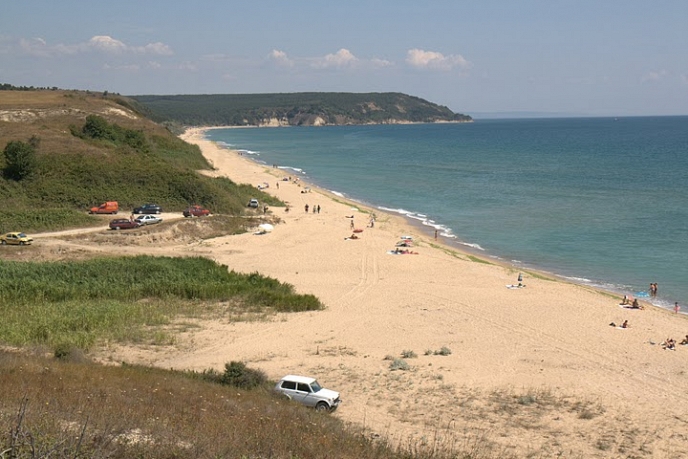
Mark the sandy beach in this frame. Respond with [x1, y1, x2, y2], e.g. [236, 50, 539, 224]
[95, 127, 687, 457]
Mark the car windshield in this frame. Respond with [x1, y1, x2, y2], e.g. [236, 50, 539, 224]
[18, 233, 27, 237]
[310, 381, 322, 392]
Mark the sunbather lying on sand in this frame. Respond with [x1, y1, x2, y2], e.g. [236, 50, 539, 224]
[661, 338, 676, 350]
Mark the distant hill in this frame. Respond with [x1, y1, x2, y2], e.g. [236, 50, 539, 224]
[130, 92, 472, 127]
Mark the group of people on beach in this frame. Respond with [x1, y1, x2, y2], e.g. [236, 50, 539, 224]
[649, 283, 658, 296]
[304, 204, 321, 214]
[389, 236, 417, 254]
[615, 289, 688, 350]
[621, 295, 643, 309]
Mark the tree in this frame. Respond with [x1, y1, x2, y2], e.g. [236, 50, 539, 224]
[3, 139, 37, 181]
[82, 115, 115, 141]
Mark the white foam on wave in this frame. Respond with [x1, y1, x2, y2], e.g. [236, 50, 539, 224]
[329, 190, 346, 198]
[561, 275, 593, 283]
[277, 166, 305, 174]
[377, 205, 461, 240]
[238, 149, 260, 156]
[459, 241, 485, 251]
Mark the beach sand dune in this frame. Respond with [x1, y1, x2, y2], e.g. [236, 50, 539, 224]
[96, 128, 688, 457]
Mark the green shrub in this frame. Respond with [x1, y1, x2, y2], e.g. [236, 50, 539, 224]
[220, 361, 267, 389]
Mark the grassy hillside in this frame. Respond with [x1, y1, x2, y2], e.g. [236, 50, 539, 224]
[132, 92, 473, 126]
[0, 90, 281, 233]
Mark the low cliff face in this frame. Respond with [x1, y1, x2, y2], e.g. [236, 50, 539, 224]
[131, 92, 473, 127]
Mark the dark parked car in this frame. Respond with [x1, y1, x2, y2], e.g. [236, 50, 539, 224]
[109, 218, 141, 230]
[133, 203, 162, 214]
[183, 205, 210, 217]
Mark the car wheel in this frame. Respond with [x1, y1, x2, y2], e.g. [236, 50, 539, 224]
[156, 210, 161, 214]
[114, 226, 120, 230]
[315, 402, 330, 412]
[1, 241, 6, 245]
[19, 241, 25, 246]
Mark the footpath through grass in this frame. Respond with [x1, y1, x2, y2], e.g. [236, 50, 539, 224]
[0, 255, 322, 351]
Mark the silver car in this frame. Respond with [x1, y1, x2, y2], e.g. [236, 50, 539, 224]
[274, 375, 341, 412]
[135, 214, 163, 225]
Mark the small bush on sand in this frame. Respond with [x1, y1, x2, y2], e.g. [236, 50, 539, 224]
[390, 358, 410, 371]
[434, 346, 452, 356]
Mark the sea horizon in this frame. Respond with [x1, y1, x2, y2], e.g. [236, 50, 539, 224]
[205, 116, 688, 312]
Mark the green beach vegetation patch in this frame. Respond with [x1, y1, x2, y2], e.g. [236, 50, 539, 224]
[0, 256, 321, 351]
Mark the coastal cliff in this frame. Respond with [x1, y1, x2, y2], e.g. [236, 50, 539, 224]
[130, 92, 472, 127]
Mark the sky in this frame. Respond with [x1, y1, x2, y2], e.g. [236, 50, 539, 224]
[2, 0, 687, 118]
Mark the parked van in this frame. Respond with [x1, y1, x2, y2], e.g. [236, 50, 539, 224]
[89, 201, 119, 214]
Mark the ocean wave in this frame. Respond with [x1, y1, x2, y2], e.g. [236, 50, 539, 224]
[329, 190, 345, 198]
[277, 166, 305, 174]
[458, 241, 484, 251]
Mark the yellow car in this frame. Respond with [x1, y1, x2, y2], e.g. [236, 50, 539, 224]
[0, 232, 34, 246]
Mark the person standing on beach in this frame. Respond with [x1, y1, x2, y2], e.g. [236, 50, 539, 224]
[434, 229, 438, 240]
[675, 302, 680, 314]
[350, 219, 355, 230]
[305, 204, 309, 213]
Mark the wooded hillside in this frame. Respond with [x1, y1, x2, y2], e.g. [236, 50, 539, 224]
[131, 92, 472, 127]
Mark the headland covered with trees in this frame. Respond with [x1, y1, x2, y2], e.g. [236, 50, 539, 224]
[131, 92, 473, 127]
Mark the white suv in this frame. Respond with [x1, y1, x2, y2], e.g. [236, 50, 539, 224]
[274, 375, 342, 412]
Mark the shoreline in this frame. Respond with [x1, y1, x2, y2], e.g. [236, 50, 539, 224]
[199, 125, 676, 314]
[170, 126, 688, 456]
[204, 122, 688, 315]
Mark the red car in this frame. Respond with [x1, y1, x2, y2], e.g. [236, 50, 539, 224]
[183, 205, 210, 217]
[109, 218, 141, 230]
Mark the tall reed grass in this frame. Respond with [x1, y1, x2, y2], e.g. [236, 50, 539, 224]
[0, 256, 321, 350]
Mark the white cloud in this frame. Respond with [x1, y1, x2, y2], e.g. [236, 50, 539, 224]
[642, 70, 667, 82]
[16, 35, 173, 57]
[405, 48, 471, 71]
[135, 42, 173, 56]
[267, 49, 294, 67]
[89, 36, 127, 53]
[19, 37, 52, 57]
[370, 57, 393, 68]
[312, 48, 358, 69]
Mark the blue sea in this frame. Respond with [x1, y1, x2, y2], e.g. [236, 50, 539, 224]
[206, 117, 688, 311]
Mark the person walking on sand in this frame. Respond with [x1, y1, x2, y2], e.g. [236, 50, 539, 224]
[350, 219, 355, 230]
[305, 204, 309, 213]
